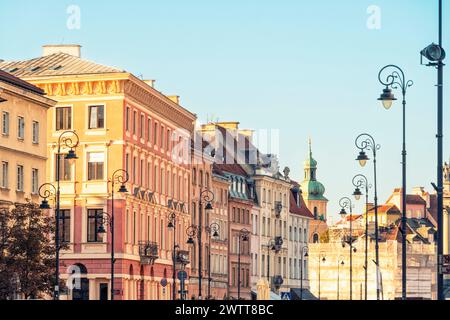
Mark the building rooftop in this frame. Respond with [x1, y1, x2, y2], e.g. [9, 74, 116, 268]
[0, 69, 45, 95]
[0, 52, 124, 77]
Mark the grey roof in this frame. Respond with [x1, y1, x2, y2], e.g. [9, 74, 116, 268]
[0, 53, 124, 77]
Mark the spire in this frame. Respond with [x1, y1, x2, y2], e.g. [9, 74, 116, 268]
[309, 137, 312, 158]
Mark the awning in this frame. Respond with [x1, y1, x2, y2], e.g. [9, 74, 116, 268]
[290, 288, 318, 300]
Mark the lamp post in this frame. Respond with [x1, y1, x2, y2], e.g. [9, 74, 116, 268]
[237, 228, 250, 300]
[39, 130, 79, 300]
[337, 256, 344, 300]
[377, 66, 413, 300]
[299, 246, 309, 301]
[206, 222, 220, 300]
[355, 133, 381, 300]
[420, 0, 446, 300]
[96, 212, 115, 300]
[196, 189, 214, 300]
[108, 169, 128, 300]
[339, 197, 356, 300]
[318, 253, 326, 300]
[352, 174, 370, 300]
[168, 212, 179, 301]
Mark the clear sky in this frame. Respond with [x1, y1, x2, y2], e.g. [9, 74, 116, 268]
[1, 0, 448, 221]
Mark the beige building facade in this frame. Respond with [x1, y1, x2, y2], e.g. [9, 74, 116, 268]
[0, 70, 55, 208]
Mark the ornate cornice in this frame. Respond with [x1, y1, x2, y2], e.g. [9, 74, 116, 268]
[124, 78, 195, 132]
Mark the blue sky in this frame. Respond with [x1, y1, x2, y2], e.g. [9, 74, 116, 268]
[1, 0, 448, 221]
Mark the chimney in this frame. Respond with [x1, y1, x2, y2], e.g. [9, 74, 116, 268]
[143, 80, 155, 88]
[42, 45, 81, 58]
[168, 95, 180, 104]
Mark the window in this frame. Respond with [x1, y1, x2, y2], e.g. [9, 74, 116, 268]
[56, 154, 72, 181]
[2, 111, 9, 135]
[87, 209, 104, 243]
[140, 114, 144, 138]
[60, 209, 71, 243]
[126, 107, 130, 132]
[17, 116, 24, 140]
[133, 111, 137, 135]
[160, 126, 165, 149]
[56, 107, 71, 130]
[31, 168, 38, 194]
[132, 156, 137, 182]
[1, 162, 8, 188]
[167, 129, 171, 151]
[88, 105, 105, 129]
[154, 123, 158, 145]
[16, 165, 24, 192]
[147, 118, 152, 143]
[87, 152, 104, 181]
[32, 121, 39, 143]
[140, 159, 144, 185]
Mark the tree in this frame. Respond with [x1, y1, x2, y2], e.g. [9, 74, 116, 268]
[0, 202, 60, 299]
[0, 208, 15, 300]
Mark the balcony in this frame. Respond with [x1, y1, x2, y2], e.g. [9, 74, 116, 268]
[274, 201, 282, 218]
[139, 241, 159, 265]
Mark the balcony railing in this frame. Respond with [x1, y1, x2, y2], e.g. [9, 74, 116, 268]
[139, 241, 159, 265]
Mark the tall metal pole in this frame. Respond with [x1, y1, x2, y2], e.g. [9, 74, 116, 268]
[364, 189, 369, 300]
[237, 235, 241, 300]
[54, 149, 61, 301]
[300, 256, 303, 301]
[172, 217, 177, 301]
[356, 133, 385, 300]
[437, 0, 445, 301]
[401, 81, 408, 301]
[208, 232, 211, 299]
[198, 199, 203, 300]
[373, 147, 381, 300]
[111, 184, 115, 301]
[349, 204, 353, 300]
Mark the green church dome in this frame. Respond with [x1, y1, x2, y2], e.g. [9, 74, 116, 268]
[301, 180, 326, 198]
[301, 139, 327, 201]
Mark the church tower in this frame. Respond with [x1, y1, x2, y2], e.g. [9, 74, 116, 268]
[300, 139, 328, 221]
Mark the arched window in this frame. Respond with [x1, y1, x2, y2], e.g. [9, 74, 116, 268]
[314, 207, 318, 220]
[313, 233, 319, 243]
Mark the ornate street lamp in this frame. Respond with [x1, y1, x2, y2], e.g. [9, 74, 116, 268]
[352, 174, 371, 300]
[194, 188, 214, 300]
[39, 130, 79, 300]
[355, 133, 381, 300]
[299, 246, 309, 301]
[378, 65, 413, 300]
[108, 169, 129, 300]
[318, 253, 326, 300]
[168, 211, 178, 301]
[237, 228, 250, 300]
[420, 0, 446, 300]
[206, 222, 220, 299]
[339, 197, 356, 300]
[96, 212, 115, 300]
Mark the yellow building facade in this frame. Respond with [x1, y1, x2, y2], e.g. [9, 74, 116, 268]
[0, 70, 54, 208]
